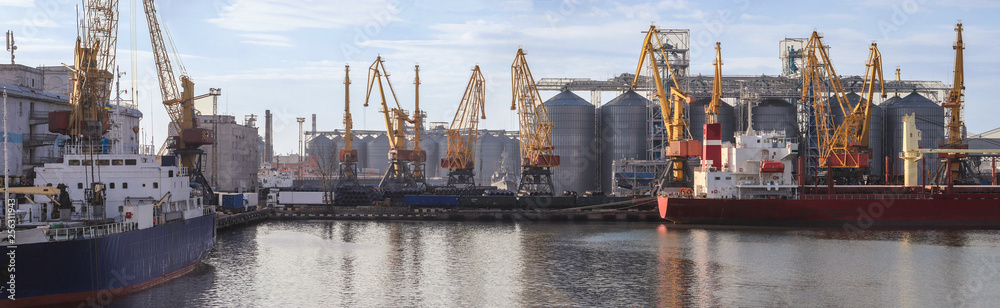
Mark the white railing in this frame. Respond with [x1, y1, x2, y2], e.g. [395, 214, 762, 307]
[45, 222, 139, 242]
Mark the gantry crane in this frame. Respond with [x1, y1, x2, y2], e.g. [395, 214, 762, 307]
[510, 48, 559, 195]
[632, 25, 699, 187]
[365, 56, 426, 191]
[49, 0, 118, 143]
[938, 22, 975, 185]
[337, 64, 360, 187]
[441, 65, 486, 188]
[802, 31, 883, 184]
[143, 0, 219, 202]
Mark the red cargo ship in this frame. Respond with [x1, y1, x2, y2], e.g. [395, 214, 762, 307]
[657, 125, 1000, 228]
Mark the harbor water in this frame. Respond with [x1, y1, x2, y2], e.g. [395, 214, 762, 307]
[107, 220, 1000, 307]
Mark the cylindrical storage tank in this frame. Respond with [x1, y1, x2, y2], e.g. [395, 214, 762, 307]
[544, 91, 598, 193]
[306, 135, 333, 158]
[829, 92, 862, 129]
[434, 135, 450, 178]
[867, 103, 884, 178]
[419, 135, 438, 181]
[599, 90, 650, 193]
[749, 98, 798, 139]
[353, 135, 370, 170]
[689, 97, 737, 143]
[504, 134, 521, 172]
[885, 91, 944, 184]
[476, 133, 505, 185]
[366, 134, 390, 174]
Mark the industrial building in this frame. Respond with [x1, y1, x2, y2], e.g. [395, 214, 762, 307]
[198, 114, 260, 192]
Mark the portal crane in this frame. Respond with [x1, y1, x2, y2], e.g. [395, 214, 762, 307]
[510, 48, 559, 195]
[632, 25, 699, 187]
[824, 42, 885, 178]
[801, 31, 866, 184]
[337, 64, 359, 187]
[365, 56, 426, 191]
[706, 42, 723, 125]
[939, 22, 973, 185]
[701, 42, 725, 171]
[49, 0, 119, 143]
[143, 0, 219, 203]
[441, 65, 486, 187]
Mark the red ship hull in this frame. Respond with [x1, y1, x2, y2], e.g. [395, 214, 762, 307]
[658, 193, 1000, 228]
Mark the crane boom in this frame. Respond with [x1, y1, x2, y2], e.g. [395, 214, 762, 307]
[511, 48, 559, 195]
[442, 65, 486, 187]
[341, 64, 357, 162]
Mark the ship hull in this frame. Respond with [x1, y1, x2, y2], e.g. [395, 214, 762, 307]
[658, 194, 1000, 228]
[2, 214, 216, 307]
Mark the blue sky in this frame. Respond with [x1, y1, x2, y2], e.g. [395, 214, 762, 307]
[2, 0, 999, 154]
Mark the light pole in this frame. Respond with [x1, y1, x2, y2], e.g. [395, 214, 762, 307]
[297, 117, 305, 185]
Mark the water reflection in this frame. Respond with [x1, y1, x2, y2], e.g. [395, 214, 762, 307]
[109, 222, 1000, 307]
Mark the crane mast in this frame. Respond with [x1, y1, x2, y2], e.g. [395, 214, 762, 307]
[365, 56, 426, 191]
[50, 0, 119, 143]
[442, 65, 487, 188]
[337, 64, 359, 187]
[632, 25, 699, 187]
[511, 48, 559, 195]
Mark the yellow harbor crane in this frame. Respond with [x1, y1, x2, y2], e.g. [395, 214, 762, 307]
[441, 65, 487, 188]
[337, 64, 360, 187]
[802, 31, 885, 184]
[706, 42, 723, 124]
[632, 25, 700, 187]
[365, 56, 426, 190]
[143, 0, 220, 201]
[48, 0, 119, 143]
[511, 48, 559, 195]
[939, 22, 972, 185]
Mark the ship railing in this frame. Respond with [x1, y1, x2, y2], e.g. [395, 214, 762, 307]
[799, 194, 929, 200]
[178, 167, 190, 177]
[45, 222, 140, 242]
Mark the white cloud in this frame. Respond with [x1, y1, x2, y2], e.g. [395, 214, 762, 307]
[1, 18, 58, 28]
[0, 0, 33, 7]
[238, 33, 292, 47]
[207, 0, 399, 32]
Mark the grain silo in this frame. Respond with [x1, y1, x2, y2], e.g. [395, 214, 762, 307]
[366, 134, 390, 174]
[885, 91, 944, 184]
[745, 98, 798, 138]
[599, 90, 650, 193]
[476, 133, 505, 185]
[689, 97, 736, 143]
[544, 90, 598, 194]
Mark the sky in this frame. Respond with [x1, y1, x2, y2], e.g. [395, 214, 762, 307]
[2, 0, 999, 155]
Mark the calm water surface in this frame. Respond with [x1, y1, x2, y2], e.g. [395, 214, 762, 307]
[108, 220, 1000, 307]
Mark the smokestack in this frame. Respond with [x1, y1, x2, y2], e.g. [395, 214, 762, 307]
[311, 113, 317, 134]
[265, 110, 273, 165]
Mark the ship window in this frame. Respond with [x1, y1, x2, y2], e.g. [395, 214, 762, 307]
[97, 160, 110, 166]
[112, 159, 124, 166]
[153, 182, 158, 189]
[82, 160, 92, 166]
[125, 159, 137, 165]
[726, 177, 732, 180]
[78, 183, 83, 189]
[714, 177, 720, 180]
[168, 170, 174, 178]
[109, 183, 115, 189]
[69, 160, 80, 166]
[122, 183, 128, 189]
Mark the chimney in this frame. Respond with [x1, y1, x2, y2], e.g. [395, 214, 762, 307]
[265, 110, 273, 165]
[311, 113, 317, 134]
